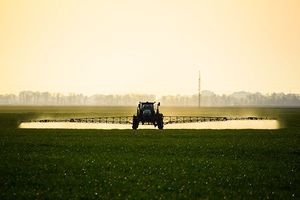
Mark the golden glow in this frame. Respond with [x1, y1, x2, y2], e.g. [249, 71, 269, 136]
[0, 0, 299, 95]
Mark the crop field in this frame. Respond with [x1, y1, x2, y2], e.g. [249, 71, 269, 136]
[0, 106, 299, 199]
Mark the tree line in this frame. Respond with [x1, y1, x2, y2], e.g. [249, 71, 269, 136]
[0, 90, 299, 106]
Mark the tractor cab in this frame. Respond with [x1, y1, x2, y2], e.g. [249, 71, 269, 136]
[138, 102, 155, 117]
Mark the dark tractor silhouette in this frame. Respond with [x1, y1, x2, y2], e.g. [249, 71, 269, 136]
[132, 102, 164, 130]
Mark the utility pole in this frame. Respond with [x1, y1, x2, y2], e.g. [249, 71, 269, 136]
[198, 70, 201, 107]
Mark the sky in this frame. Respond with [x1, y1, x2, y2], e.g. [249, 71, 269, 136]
[0, 0, 299, 95]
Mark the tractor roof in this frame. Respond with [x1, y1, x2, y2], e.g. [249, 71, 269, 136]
[139, 101, 155, 105]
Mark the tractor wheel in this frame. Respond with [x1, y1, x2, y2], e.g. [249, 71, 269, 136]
[157, 115, 164, 130]
[132, 116, 139, 130]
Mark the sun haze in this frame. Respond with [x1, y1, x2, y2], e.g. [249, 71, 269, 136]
[0, 0, 299, 95]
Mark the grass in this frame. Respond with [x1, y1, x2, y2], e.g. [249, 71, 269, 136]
[0, 106, 299, 199]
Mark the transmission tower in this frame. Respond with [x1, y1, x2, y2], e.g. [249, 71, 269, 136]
[198, 71, 201, 107]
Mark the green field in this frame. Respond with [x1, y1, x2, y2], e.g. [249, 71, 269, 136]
[0, 106, 299, 199]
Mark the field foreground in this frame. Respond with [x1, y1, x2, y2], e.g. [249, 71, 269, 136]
[0, 106, 299, 199]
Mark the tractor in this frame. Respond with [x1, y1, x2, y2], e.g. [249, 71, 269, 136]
[132, 102, 164, 130]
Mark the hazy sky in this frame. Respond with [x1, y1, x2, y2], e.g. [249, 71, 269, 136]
[0, 0, 299, 95]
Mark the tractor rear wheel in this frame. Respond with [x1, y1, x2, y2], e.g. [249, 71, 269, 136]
[157, 115, 164, 129]
[132, 116, 139, 130]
